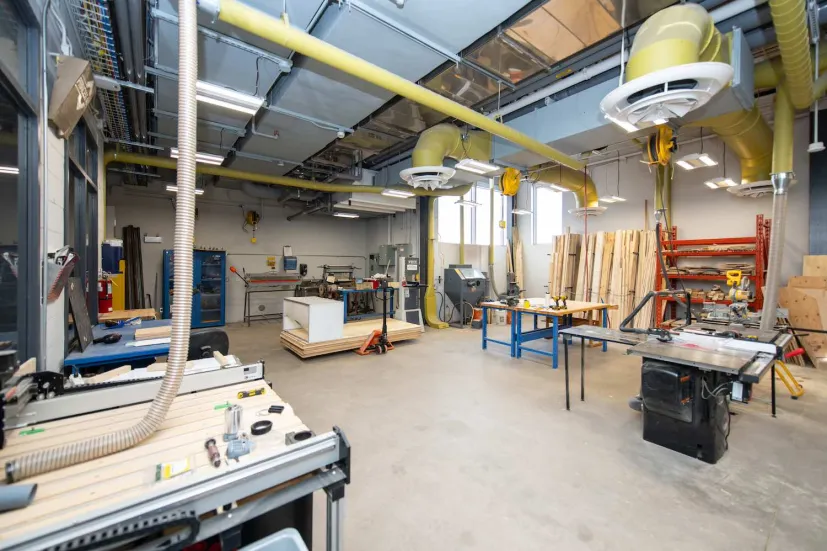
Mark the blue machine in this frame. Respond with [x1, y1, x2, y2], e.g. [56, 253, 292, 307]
[162, 249, 226, 328]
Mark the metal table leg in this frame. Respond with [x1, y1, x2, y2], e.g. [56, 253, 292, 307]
[581, 337, 585, 401]
[327, 492, 344, 551]
[564, 337, 570, 411]
[482, 307, 488, 350]
[552, 316, 559, 368]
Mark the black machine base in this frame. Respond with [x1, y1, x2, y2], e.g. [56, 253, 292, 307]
[641, 360, 730, 464]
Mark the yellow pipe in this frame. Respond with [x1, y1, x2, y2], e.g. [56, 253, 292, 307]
[626, 3, 725, 82]
[459, 206, 465, 264]
[104, 151, 471, 197]
[627, 4, 772, 186]
[769, 0, 813, 110]
[210, 0, 584, 171]
[755, 42, 827, 91]
[773, 83, 795, 173]
[532, 165, 600, 209]
[424, 197, 448, 329]
[696, 106, 773, 184]
[654, 163, 672, 216]
[411, 124, 491, 168]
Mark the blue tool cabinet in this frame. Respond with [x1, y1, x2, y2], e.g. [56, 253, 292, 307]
[162, 249, 226, 328]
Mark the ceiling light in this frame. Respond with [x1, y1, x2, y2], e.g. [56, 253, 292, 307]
[808, 141, 825, 153]
[704, 177, 737, 189]
[599, 195, 626, 203]
[653, 118, 668, 125]
[511, 208, 532, 215]
[166, 184, 204, 195]
[676, 152, 718, 170]
[195, 80, 264, 115]
[0, 166, 20, 175]
[541, 183, 567, 192]
[170, 148, 225, 166]
[455, 158, 500, 175]
[334, 212, 360, 218]
[455, 199, 481, 208]
[381, 188, 415, 198]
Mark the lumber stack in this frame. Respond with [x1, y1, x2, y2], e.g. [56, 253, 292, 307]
[281, 318, 422, 359]
[778, 262, 827, 367]
[547, 230, 656, 328]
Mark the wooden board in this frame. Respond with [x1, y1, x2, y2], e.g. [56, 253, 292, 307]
[99, 309, 158, 322]
[0, 381, 307, 544]
[788, 276, 827, 289]
[281, 318, 422, 358]
[135, 325, 172, 341]
[803, 256, 827, 277]
[778, 287, 827, 365]
[482, 300, 617, 317]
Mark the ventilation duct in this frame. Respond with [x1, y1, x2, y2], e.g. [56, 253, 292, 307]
[400, 124, 491, 190]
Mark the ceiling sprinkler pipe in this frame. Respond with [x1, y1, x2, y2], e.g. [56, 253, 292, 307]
[4, 0, 199, 482]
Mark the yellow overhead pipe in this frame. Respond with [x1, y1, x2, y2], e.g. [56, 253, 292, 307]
[768, 0, 813, 110]
[104, 151, 472, 197]
[627, 4, 773, 185]
[424, 197, 448, 329]
[531, 165, 600, 209]
[204, 0, 584, 171]
[754, 42, 827, 91]
[411, 124, 491, 168]
[772, 83, 796, 173]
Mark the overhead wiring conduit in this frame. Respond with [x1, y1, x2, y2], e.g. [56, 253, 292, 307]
[195, 0, 585, 171]
[5, 0, 199, 481]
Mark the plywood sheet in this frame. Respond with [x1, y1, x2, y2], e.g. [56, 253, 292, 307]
[788, 276, 827, 289]
[778, 287, 827, 364]
[281, 318, 422, 358]
[803, 256, 827, 277]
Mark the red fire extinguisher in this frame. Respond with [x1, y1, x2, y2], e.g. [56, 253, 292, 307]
[98, 277, 113, 314]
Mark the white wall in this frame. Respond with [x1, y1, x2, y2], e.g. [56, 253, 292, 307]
[44, 130, 65, 371]
[518, 117, 811, 297]
[108, 184, 371, 323]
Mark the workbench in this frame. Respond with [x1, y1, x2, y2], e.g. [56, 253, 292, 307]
[0, 380, 350, 550]
[63, 319, 172, 373]
[98, 308, 158, 322]
[480, 300, 617, 369]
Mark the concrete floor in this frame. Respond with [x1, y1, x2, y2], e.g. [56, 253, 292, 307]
[227, 320, 827, 550]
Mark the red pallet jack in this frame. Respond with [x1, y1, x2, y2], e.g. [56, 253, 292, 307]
[356, 280, 394, 355]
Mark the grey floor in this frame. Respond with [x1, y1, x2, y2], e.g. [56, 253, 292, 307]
[227, 320, 827, 550]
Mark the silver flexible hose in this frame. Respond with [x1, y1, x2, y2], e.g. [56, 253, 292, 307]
[4, 0, 198, 483]
[760, 180, 790, 331]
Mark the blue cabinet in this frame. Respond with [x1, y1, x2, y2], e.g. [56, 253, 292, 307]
[162, 249, 226, 328]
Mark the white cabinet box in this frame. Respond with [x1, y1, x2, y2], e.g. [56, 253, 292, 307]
[282, 297, 343, 343]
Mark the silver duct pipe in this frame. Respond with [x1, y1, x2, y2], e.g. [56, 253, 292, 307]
[5, 0, 198, 482]
[286, 200, 328, 221]
[241, 181, 283, 200]
[760, 172, 792, 331]
[39, 0, 53, 372]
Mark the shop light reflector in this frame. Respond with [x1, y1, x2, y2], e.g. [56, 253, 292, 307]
[166, 185, 204, 195]
[170, 148, 225, 166]
[195, 80, 264, 115]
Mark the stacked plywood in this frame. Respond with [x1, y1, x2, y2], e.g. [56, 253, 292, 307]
[547, 230, 656, 328]
[778, 259, 827, 367]
[281, 318, 422, 358]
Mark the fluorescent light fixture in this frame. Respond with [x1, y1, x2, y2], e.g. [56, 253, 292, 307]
[704, 177, 737, 189]
[381, 188, 415, 198]
[599, 195, 626, 203]
[455, 199, 481, 208]
[333, 212, 360, 218]
[653, 118, 668, 125]
[511, 208, 532, 215]
[675, 152, 718, 170]
[170, 148, 225, 166]
[606, 116, 638, 133]
[166, 184, 204, 195]
[546, 183, 568, 192]
[455, 158, 500, 175]
[0, 166, 20, 175]
[195, 80, 264, 115]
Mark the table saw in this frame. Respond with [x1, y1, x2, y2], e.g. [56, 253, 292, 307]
[562, 292, 790, 464]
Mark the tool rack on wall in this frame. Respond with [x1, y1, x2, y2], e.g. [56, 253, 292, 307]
[655, 215, 771, 327]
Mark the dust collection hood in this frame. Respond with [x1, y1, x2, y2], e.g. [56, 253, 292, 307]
[493, 27, 754, 167]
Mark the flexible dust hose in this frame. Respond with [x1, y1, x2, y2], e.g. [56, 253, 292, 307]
[760, 187, 789, 331]
[4, 0, 198, 483]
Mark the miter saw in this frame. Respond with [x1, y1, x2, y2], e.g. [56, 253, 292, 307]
[703, 269, 755, 323]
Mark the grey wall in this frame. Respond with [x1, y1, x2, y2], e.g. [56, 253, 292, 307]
[518, 117, 811, 297]
[108, 184, 370, 323]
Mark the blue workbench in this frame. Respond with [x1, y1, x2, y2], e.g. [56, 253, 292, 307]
[481, 301, 615, 369]
[63, 319, 172, 373]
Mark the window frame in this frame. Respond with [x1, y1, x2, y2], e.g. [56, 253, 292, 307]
[0, 0, 40, 362]
[532, 183, 564, 245]
[437, 182, 506, 246]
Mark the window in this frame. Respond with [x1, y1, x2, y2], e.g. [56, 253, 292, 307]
[0, 0, 38, 361]
[437, 184, 505, 245]
[533, 185, 563, 244]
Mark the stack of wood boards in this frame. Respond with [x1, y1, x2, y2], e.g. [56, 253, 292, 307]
[546, 230, 655, 328]
[778, 261, 827, 367]
[281, 318, 422, 358]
